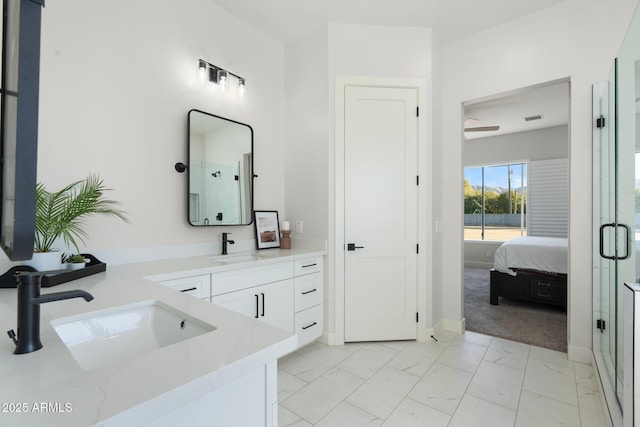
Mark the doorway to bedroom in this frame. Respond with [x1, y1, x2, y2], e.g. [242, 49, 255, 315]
[462, 79, 570, 353]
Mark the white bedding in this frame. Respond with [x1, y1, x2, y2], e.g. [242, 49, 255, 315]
[493, 236, 568, 276]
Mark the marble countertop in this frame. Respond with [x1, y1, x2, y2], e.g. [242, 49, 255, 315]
[0, 248, 323, 426]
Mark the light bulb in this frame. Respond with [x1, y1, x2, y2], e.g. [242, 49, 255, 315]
[198, 60, 207, 82]
[218, 70, 228, 88]
[238, 78, 246, 97]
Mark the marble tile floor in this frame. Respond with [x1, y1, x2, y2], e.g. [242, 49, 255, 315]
[277, 330, 608, 427]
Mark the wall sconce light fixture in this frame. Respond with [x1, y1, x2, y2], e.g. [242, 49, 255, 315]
[199, 59, 245, 95]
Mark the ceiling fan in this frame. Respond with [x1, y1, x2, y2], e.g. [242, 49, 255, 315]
[464, 118, 499, 132]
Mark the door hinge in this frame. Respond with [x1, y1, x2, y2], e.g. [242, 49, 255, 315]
[416, 175, 419, 185]
[416, 244, 419, 254]
[596, 319, 606, 333]
[416, 106, 419, 117]
[596, 115, 606, 128]
[416, 312, 419, 323]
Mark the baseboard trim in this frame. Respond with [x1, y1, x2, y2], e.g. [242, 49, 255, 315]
[435, 318, 465, 334]
[567, 344, 593, 364]
[464, 261, 493, 269]
[321, 331, 339, 346]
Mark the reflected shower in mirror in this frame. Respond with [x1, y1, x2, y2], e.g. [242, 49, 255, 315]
[188, 110, 253, 225]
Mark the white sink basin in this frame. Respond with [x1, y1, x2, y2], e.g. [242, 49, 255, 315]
[218, 254, 263, 263]
[51, 300, 215, 370]
[208, 252, 272, 264]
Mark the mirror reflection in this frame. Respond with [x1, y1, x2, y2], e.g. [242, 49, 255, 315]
[188, 110, 253, 226]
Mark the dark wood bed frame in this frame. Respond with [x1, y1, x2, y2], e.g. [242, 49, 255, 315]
[490, 268, 567, 309]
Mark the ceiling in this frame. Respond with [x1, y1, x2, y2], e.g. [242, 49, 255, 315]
[210, 0, 568, 45]
[464, 81, 570, 140]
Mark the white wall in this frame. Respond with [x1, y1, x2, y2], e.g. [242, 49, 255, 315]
[284, 27, 330, 242]
[31, 0, 286, 259]
[439, 0, 638, 361]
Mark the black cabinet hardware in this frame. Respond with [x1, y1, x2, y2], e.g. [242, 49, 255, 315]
[179, 287, 197, 293]
[255, 294, 259, 318]
[301, 289, 317, 295]
[302, 322, 317, 330]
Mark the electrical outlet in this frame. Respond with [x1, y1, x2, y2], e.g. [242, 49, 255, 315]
[296, 220, 303, 234]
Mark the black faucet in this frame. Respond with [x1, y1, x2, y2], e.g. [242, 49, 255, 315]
[221, 232, 235, 255]
[7, 271, 93, 354]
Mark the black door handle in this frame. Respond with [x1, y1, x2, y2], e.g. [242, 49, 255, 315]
[347, 243, 364, 251]
[600, 223, 632, 260]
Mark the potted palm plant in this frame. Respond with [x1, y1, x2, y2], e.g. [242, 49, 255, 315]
[27, 174, 130, 271]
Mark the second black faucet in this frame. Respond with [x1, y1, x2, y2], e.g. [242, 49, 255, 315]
[222, 232, 235, 255]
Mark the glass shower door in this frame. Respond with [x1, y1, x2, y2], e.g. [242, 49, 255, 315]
[593, 39, 640, 412]
[593, 76, 620, 404]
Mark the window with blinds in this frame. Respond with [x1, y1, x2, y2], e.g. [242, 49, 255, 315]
[527, 158, 568, 237]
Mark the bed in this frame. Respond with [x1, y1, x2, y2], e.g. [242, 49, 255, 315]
[490, 236, 568, 308]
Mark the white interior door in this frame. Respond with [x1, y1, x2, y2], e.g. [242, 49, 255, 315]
[344, 85, 418, 342]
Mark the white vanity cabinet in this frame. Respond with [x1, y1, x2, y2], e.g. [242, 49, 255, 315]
[293, 257, 323, 347]
[155, 254, 324, 349]
[210, 256, 324, 347]
[157, 274, 211, 302]
[211, 262, 295, 333]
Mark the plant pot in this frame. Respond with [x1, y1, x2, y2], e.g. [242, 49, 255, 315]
[25, 251, 63, 272]
[67, 262, 86, 271]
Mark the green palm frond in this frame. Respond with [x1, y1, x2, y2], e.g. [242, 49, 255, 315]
[34, 174, 130, 253]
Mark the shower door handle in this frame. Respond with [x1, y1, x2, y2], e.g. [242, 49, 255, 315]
[599, 223, 632, 260]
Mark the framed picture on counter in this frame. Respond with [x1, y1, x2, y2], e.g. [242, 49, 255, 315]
[254, 210, 280, 249]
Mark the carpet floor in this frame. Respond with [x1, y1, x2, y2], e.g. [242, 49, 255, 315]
[464, 267, 567, 353]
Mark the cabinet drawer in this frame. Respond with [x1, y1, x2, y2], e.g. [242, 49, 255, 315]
[528, 277, 566, 305]
[294, 257, 323, 276]
[211, 262, 293, 296]
[159, 275, 211, 301]
[294, 273, 322, 312]
[294, 305, 323, 347]
[529, 276, 565, 292]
